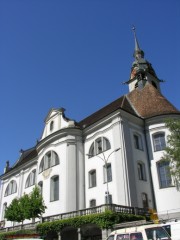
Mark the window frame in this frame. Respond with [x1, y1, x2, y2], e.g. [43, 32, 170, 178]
[39, 150, 59, 173]
[90, 199, 96, 208]
[89, 169, 97, 188]
[153, 132, 166, 152]
[88, 137, 111, 158]
[4, 180, 17, 197]
[157, 160, 172, 188]
[133, 133, 143, 150]
[50, 175, 59, 202]
[137, 162, 146, 181]
[25, 169, 36, 188]
[103, 163, 112, 183]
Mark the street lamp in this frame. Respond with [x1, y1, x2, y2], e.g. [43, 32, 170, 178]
[86, 147, 120, 204]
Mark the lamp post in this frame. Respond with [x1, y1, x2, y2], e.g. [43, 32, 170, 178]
[87, 147, 120, 204]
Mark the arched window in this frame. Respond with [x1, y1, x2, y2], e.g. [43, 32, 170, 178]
[137, 162, 146, 181]
[88, 137, 111, 158]
[50, 175, 59, 201]
[153, 132, 166, 151]
[4, 180, 17, 197]
[39, 150, 59, 173]
[25, 169, 36, 188]
[50, 121, 54, 131]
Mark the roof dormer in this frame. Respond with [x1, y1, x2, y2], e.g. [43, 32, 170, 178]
[41, 108, 76, 140]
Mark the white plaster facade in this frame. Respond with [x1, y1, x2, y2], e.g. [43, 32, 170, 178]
[0, 33, 180, 229]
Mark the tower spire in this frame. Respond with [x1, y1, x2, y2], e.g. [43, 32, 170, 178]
[132, 26, 144, 60]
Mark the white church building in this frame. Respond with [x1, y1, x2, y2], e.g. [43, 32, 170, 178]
[0, 30, 180, 235]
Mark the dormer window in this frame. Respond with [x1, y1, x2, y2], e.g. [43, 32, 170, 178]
[50, 121, 54, 131]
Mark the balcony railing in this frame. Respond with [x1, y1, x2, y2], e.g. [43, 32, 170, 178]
[0, 204, 149, 232]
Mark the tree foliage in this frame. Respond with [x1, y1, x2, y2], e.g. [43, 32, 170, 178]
[5, 186, 46, 223]
[162, 118, 180, 185]
[5, 198, 25, 223]
[29, 185, 46, 219]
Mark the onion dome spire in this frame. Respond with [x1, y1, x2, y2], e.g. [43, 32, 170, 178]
[132, 26, 144, 60]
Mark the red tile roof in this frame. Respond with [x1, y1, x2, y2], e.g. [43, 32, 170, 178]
[127, 83, 179, 118]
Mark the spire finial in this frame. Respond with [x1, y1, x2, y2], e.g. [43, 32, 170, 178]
[132, 25, 144, 59]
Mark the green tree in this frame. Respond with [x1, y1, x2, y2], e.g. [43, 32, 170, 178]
[5, 198, 25, 223]
[19, 193, 31, 220]
[162, 118, 180, 185]
[5, 186, 46, 223]
[29, 186, 46, 219]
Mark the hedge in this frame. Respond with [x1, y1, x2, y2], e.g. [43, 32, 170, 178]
[36, 210, 145, 235]
[0, 211, 146, 239]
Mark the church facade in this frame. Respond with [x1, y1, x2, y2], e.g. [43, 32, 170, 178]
[0, 30, 180, 230]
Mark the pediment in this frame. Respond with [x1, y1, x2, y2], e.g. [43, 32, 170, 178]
[44, 108, 65, 123]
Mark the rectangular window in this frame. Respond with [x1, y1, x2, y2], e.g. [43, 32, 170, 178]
[104, 163, 112, 182]
[153, 133, 166, 151]
[50, 176, 59, 201]
[90, 199, 96, 207]
[134, 134, 143, 150]
[157, 161, 172, 188]
[89, 170, 96, 188]
[138, 163, 146, 181]
[105, 194, 112, 204]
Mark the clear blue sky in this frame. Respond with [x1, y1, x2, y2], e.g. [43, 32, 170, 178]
[0, 0, 179, 175]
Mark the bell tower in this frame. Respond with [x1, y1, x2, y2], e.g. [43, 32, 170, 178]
[125, 27, 162, 92]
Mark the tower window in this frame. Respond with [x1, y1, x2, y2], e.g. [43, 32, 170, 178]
[153, 132, 166, 152]
[157, 161, 172, 188]
[134, 134, 143, 150]
[137, 162, 146, 181]
[50, 121, 54, 131]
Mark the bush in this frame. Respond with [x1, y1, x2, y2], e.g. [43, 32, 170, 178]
[36, 211, 145, 236]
